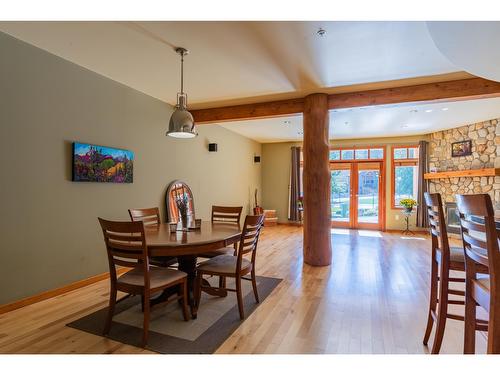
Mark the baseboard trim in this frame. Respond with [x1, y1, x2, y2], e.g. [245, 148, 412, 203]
[0, 268, 129, 315]
[385, 229, 429, 234]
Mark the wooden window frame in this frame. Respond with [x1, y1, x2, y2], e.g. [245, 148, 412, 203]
[329, 145, 386, 163]
[329, 146, 387, 231]
[390, 145, 419, 209]
[299, 146, 387, 231]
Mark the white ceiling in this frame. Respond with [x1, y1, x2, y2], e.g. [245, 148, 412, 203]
[0, 21, 461, 108]
[427, 22, 500, 83]
[219, 97, 500, 142]
[2, 21, 499, 143]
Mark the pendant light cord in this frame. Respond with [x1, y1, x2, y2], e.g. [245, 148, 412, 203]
[180, 50, 184, 95]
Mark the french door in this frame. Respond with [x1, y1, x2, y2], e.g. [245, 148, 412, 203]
[330, 161, 385, 230]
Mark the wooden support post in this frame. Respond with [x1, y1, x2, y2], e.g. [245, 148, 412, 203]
[302, 93, 332, 266]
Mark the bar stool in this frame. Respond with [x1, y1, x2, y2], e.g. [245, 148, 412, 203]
[422, 193, 472, 353]
[457, 193, 500, 354]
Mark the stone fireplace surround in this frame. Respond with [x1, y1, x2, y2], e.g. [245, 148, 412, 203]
[428, 118, 500, 217]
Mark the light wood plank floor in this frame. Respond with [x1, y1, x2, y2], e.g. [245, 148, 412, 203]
[0, 225, 487, 354]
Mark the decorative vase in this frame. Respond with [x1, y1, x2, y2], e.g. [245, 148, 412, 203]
[404, 207, 413, 214]
[180, 214, 188, 229]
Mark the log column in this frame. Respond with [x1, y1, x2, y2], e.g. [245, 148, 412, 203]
[303, 93, 332, 266]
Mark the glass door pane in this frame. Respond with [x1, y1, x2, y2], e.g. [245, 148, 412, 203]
[357, 165, 380, 224]
[331, 167, 351, 223]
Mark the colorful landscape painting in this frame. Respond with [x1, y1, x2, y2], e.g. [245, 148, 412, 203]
[72, 142, 134, 183]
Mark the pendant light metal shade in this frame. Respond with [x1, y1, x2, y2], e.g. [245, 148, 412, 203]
[167, 94, 197, 138]
[166, 47, 197, 139]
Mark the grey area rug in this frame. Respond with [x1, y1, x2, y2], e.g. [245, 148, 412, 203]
[67, 276, 281, 354]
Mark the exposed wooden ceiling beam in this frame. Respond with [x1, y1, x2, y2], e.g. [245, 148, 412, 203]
[191, 97, 304, 124]
[191, 77, 500, 124]
[328, 77, 500, 109]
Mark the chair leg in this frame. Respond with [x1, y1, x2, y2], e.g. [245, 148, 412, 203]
[233, 243, 237, 256]
[251, 268, 259, 303]
[236, 275, 244, 320]
[464, 270, 477, 354]
[487, 314, 500, 354]
[193, 273, 203, 319]
[142, 292, 150, 347]
[103, 286, 117, 335]
[423, 257, 438, 346]
[431, 266, 449, 354]
[181, 279, 189, 321]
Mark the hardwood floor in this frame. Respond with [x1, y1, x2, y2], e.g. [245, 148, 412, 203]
[0, 225, 487, 354]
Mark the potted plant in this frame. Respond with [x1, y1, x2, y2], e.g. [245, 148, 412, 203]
[175, 195, 190, 229]
[399, 198, 417, 213]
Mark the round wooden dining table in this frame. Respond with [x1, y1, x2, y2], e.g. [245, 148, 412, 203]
[144, 221, 241, 317]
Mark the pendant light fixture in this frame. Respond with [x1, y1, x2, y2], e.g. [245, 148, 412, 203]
[166, 47, 197, 138]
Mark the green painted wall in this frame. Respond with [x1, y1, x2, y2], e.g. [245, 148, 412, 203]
[0, 32, 261, 305]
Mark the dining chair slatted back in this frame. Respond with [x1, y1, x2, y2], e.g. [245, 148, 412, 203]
[211, 206, 243, 225]
[456, 193, 500, 354]
[197, 206, 244, 259]
[98, 218, 149, 277]
[128, 207, 161, 227]
[425, 192, 450, 259]
[236, 214, 265, 263]
[128, 207, 178, 268]
[457, 194, 497, 268]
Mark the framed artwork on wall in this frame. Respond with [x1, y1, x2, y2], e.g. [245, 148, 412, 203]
[451, 140, 472, 158]
[72, 142, 134, 183]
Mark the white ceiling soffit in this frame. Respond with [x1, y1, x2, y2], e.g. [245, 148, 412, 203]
[219, 97, 500, 143]
[0, 21, 459, 108]
[427, 21, 500, 83]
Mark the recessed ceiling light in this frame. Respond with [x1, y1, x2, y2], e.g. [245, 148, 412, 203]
[425, 109, 433, 113]
[442, 107, 449, 111]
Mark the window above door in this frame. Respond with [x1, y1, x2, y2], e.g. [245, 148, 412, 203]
[329, 146, 385, 162]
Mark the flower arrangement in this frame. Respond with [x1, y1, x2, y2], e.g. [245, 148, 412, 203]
[175, 195, 190, 227]
[400, 198, 417, 212]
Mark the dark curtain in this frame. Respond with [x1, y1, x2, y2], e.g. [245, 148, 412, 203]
[416, 140, 429, 228]
[288, 146, 302, 221]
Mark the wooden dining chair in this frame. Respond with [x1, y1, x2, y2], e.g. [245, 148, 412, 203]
[198, 205, 243, 259]
[456, 194, 500, 354]
[98, 218, 189, 347]
[422, 192, 473, 353]
[211, 205, 243, 225]
[128, 207, 177, 268]
[194, 214, 265, 320]
[128, 207, 161, 227]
